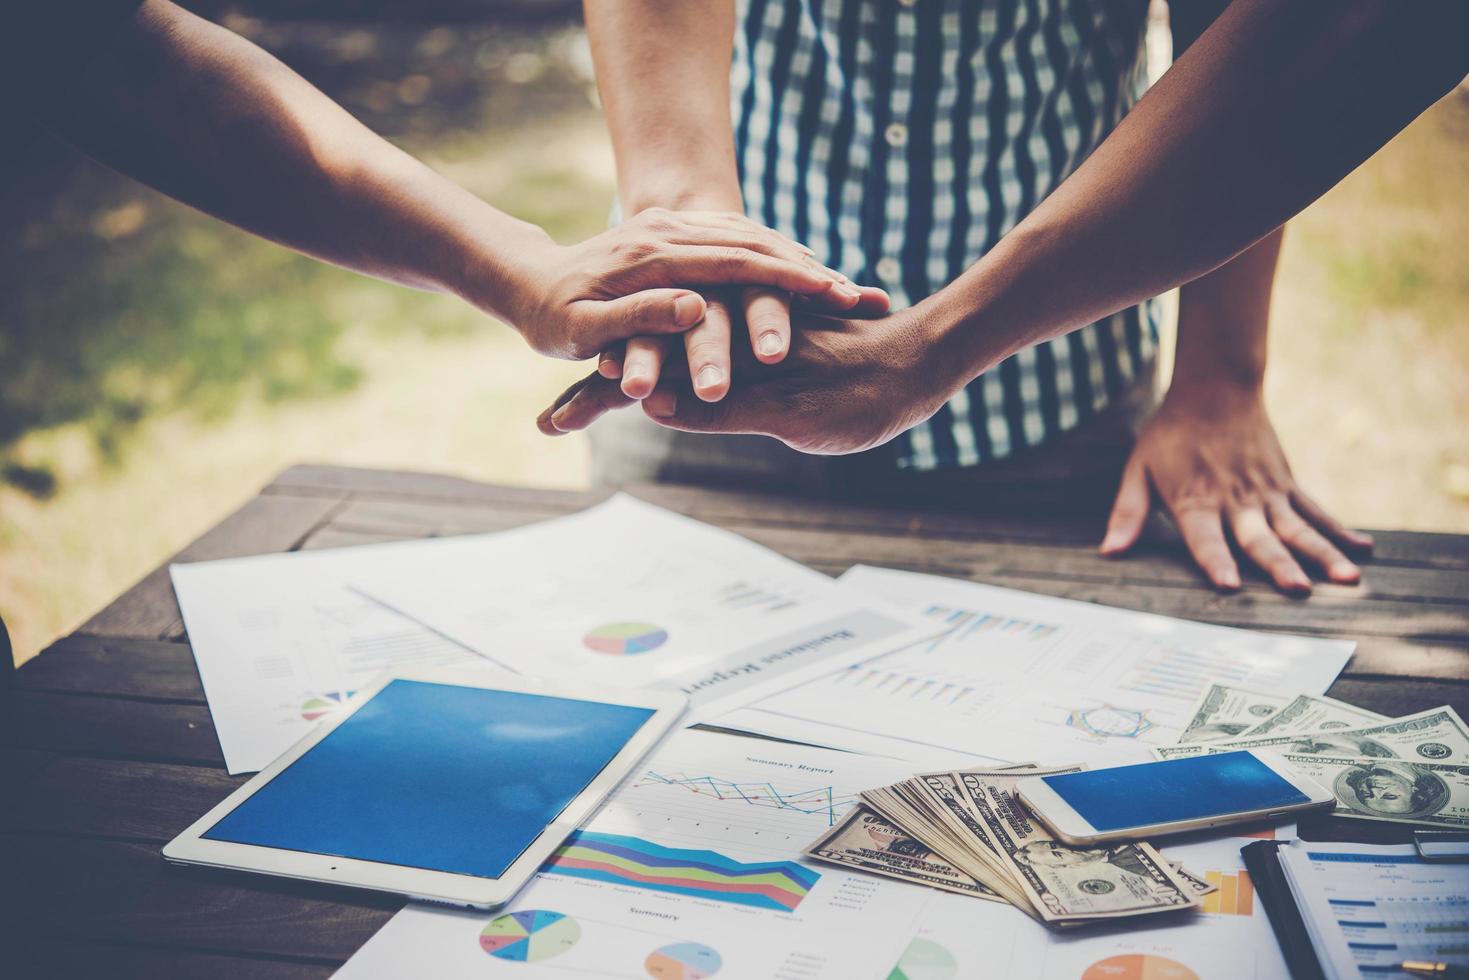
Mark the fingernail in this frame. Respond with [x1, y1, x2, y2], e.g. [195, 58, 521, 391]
[1330, 563, 1359, 583]
[674, 293, 704, 327]
[831, 282, 861, 301]
[1218, 573, 1241, 590]
[646, 390, 677, 418]
[757, 332, 784, 357]
[695, 365, 725, 391]
[550, 406, 570, 428]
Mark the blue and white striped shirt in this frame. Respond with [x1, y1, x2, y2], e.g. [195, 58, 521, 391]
[730, 0, 1162, 470]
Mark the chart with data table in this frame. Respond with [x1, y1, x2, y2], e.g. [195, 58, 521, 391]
[723, 566, 1354, 767]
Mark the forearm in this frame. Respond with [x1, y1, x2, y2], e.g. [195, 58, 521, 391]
[921, 0, 1469, 380]
[51, 0, 546, 322]
[1170, 227, 1281, 399]
[584, 0, 741, 211]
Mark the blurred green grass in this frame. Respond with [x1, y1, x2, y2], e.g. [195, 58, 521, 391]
[0, 15, 1465, 668]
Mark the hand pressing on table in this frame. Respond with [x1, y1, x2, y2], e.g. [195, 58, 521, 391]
[1099, 382, 1372, 594]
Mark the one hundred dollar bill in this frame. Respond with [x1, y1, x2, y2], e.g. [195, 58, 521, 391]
[1155, 706, 1469, 763]
[1237, 694, 1387, 739]
[1275, 753, 1469, 828]
[955, 771, 1199, 922]
[803, 804, 1007, 900]
[1178, 684, 1295, 744]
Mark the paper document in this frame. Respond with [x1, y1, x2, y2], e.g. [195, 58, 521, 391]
[721, 566, 1355, 767]
[352, 496, 928, 723]
[172, 551, 486, 774]
[335, 729, 938, 979]
[1280, 840, 1469, 979]
[886, 832, 1291, 979]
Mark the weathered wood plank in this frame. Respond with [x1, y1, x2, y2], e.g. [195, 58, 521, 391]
[9, 751, 240, 841]
[320, 496, 1469, 606]
[11, 690, 224, 766]
[79, 492, 345, 642]
[1321, 677, 1469, 717]
[19, 636, 205, 702]
[13, 943, 334, 980]
[268, 465, 1469, 569]
[1, 836, 397, 961]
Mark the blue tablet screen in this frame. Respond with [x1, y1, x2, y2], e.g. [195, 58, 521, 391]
[1040, 751, 1310, 831]
[203, 680, 656, 878]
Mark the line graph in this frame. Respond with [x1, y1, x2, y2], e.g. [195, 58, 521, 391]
[631, 770, 857, 827]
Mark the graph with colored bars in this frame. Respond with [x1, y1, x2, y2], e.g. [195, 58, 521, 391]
[1200, 870, 1255, 917]
[545, 831, 819, 912]
[633, 770, 856, 827]
[921, 605, 1059, 647]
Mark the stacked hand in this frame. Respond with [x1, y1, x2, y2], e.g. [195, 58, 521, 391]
[488, 207, 875, 361]
[538, 306, 957, 454]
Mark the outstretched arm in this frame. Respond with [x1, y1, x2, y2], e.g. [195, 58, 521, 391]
[933, 0, 1469, 375]
[46, 0, 853, 360]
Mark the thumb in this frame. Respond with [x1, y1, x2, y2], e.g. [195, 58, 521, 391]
[579, 289, 706, 348]
[1100, 455, 1150, 555]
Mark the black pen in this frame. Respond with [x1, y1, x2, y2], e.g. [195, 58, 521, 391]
[1401, 962, 1469, 979]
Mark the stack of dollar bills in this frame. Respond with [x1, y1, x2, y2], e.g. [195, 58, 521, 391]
[1156, 684, 1469, 829]
[803, 764, 1214, 926]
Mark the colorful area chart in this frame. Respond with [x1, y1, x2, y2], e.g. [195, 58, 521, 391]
[478, 910, 581, 962]
[1080, 954, 1199, 980]
[300, 691, 349, 722]
[544, 831, 819, 912]
[583, 622, 669, 655]
[887, 938, 959, 980]
[645, 941, 723, 979]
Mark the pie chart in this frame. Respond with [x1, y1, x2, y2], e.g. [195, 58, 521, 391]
[888, 938, 958, 980]
[479, 909, 581, 962]
[1081, 954, 1199, 980]
[645, 941, 723, 978]
[583, 621, 669, 655]
[300, 691, 349, 722]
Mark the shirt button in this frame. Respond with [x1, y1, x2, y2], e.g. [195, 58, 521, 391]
[876, 257, 902, 281]
[884, 122, 908, 147]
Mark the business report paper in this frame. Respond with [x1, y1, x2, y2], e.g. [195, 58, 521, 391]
[172, 550, 487, 774]
[720, 566, 1356, 767]
[352, 495, 929, 723]
[335, 729, 938, 979]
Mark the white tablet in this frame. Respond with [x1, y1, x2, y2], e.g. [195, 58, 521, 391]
[163, 666, 686, 909]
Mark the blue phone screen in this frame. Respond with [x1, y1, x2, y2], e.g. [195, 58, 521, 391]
[203, 679, 655, 878]
[1040, 752, 1310, 831]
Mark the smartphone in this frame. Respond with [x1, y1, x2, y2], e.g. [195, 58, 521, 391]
[1016, 750, 1335, 845]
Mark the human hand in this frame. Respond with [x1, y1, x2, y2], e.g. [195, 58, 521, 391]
[538, 307, 960, 454]
[491, 208, 861, 361]
[1099, 384, 1373, 594]
[596, 279, 891, 404]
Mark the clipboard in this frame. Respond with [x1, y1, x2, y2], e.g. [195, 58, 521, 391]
[1240, 840, 1327, 980]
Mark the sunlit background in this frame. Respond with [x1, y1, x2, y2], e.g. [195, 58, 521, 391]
[3, 1, 1467, 666]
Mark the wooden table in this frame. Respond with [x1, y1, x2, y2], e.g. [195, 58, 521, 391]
[6, 463, 1467, 977]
